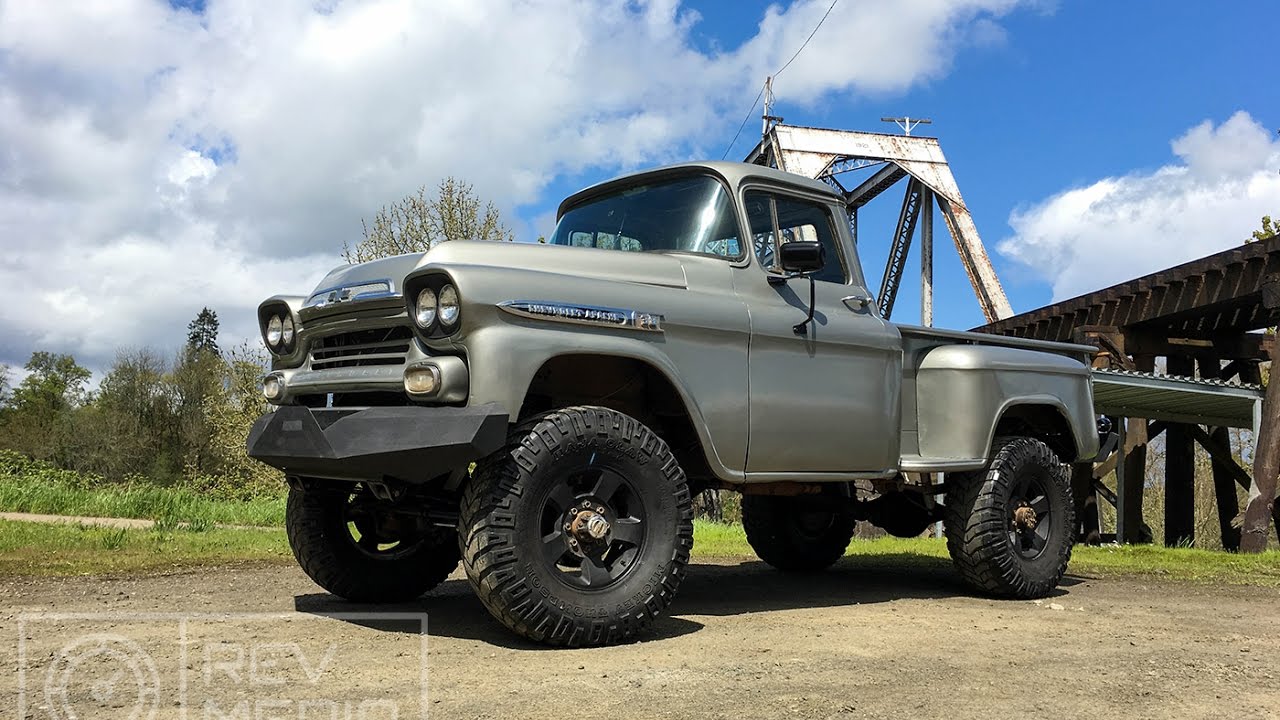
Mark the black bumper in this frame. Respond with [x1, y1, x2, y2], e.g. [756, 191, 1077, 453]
[246, 403, 508, 483]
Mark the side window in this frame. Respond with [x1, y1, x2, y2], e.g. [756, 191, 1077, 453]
[744, 190, 848, 285]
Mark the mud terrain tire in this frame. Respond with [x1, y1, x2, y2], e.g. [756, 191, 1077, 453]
[286, 485, 460, 602]
[944, 436, 1074, 598]
[460, 406, 694, 647]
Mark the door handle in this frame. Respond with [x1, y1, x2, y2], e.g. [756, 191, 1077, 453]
[842, 295, 874, 311]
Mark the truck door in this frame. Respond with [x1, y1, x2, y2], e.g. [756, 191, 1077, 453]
[738, 188, 902, 474]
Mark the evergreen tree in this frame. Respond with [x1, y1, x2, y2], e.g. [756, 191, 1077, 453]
[187, 307, 220, 356]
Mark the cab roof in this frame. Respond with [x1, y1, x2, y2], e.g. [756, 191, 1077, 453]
[556, 161, 842, 220]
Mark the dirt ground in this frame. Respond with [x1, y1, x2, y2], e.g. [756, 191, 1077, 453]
[2, 557, 1277, 720]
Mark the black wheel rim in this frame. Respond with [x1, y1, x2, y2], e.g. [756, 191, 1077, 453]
[538, 464, 645, 591]
[341, 489, 426, 560]
[1007, 471, 1053, 559]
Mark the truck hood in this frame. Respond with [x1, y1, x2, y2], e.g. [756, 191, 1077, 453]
[422, 240, 689, 289]
[308, 253, 425, 302]
[309, 241, 690, 302]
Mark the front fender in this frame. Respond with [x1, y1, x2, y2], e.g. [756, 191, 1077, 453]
[423, 255, 752, 481]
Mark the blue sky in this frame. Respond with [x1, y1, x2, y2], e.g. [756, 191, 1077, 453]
[1, 0, 1277, 372]
[525, 0, 1280, 331]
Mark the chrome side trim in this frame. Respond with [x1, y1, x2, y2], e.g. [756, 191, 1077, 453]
[497, 300, 664, 333]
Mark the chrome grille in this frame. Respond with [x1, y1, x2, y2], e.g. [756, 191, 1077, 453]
[310, 326, 412, 370]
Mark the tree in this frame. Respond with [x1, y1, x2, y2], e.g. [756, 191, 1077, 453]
[9, 352, 91, 412]
[343, 177, 514, 263]
[200, 343, 279, 497]
[171, 346, 222, 475]
[1249, 215, 1278, 244]
[94, 348, 179, 479]
[187, 307, 220, 356]
[0, 352, 92, 464]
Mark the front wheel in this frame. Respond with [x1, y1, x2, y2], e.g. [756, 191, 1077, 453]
[944, 436, 1074, 598]
[286, 484, 460, 602]
[460, 406, 694, 647]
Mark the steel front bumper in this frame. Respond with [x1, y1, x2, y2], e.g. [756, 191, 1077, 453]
[246, 403, 508, 483]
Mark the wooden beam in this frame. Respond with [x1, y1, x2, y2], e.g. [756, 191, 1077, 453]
[1119, 355, 1156, 544]
[1126, 331, 1273, 361]
[1164, 355, 1197, 547]
[1218, 359, 1248, 383]
[1122, 417, 1149, 544]
[1091, 421, 1164, 480]
[1192, 352, 1244, 551]
[1071, 463, 1101, 545]
[1185, 424, 1253, 491]
[1210, 426, 1243, 551]
[1147, 420, 1168, 440]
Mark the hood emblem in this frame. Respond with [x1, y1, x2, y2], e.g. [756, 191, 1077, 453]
[304, 280, 395, 309]
[499, 301, 663, 333]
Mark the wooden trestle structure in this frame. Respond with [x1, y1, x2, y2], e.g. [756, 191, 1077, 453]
[977, 237, 1280, 552]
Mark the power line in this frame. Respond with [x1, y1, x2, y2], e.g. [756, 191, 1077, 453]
[720, 84, 765, 160]
[720, 0, 841, 160]
[774, 0, 839, 80]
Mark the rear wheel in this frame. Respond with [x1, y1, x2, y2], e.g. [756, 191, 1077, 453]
[944, 436, 1074, 598]
[460, 406, 693, 647]
[742, 492, 854, 572]
[286, 484, 459, 602]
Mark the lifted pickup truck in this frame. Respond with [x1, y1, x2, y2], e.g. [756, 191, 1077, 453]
[248, 161, 1099, 647]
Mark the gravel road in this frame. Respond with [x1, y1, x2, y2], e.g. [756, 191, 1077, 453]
[2, 557, 1276, 719]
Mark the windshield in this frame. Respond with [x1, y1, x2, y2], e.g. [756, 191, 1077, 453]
[549, 175, 743, 259]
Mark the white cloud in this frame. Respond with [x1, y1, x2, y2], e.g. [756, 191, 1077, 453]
[999, 111, 1280, 302]
[0, 0, 1030, 372]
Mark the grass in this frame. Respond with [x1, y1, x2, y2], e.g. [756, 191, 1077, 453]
[0, 519, 291, 576]
[693, 521, 1280, 586]
[1067, 542, 1280, 585]
[3, 516, 1278, 586]
[0, 474, 286, 528]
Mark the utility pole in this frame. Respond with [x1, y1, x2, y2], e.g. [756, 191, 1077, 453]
[762, 77, 783, 137]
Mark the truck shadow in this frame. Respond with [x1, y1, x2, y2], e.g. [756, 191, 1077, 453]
[294, 554, 1080, 649]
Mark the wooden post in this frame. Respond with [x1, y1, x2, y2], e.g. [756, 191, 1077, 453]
[1242, 348, 1280, 553]
[1121, 354, 1154, 543]
[1164, 354, 1196, 547]
[1071, 463, 1100, 544]
[1199, 356, 1242, 551]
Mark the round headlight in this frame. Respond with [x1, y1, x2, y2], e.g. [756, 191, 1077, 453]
[414, 288, 438, 328]
[281, 315, 295, 346]
[439, 284, 460, 327]
[266, 315, 283, 348]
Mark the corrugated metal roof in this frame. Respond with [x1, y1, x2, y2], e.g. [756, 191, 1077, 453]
[1092, 368, 1263, 429]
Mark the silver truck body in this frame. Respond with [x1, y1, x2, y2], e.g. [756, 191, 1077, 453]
[250, 161, 1097, 484]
